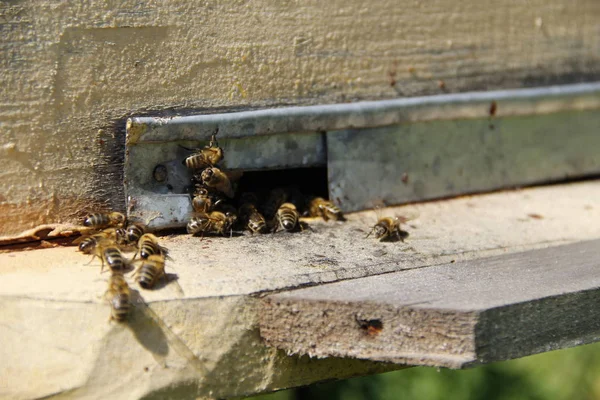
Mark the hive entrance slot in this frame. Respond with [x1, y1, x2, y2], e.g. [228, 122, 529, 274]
[234, 167, 329, 200]
[204, 166, 331, 217]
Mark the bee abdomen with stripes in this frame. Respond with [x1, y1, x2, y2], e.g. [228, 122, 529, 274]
[83, 212, 125, 229]
[136, 254, 166, 290]
[137, 233, 168, 259]
[276, 203, 299, 232]
[106, 273, 131, 322]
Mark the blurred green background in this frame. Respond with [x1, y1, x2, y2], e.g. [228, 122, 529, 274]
[248, 342, 600, 400]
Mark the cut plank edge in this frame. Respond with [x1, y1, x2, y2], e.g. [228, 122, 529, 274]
[259, 239, 600, 368]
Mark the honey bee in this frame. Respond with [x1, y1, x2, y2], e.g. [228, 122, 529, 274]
[201, 167, 234, 198]
[83, 212, 125, 229]
[105, 273, 130, 322]
[137, 233, 169, 259]
[135, 254, 166, 289]
[74, 228, 121, 254]
[262, 188, 288, 219]
[187, 211, 235, 237]
[95, 243, 130, 273]
[239, 203, 267, 233]
[124, 223, 146, 245]
[276, 202, 299, 232]
[366, 216, 408, 242]
[183, 133, 224, 170]
[191, 187, 223, 213]
[308, 197, 344, 221]
[187, 213, 210, 235]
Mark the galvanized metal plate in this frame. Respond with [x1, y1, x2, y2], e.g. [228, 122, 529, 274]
[327, 109, 600, 212]
[124, 83, 600, 229]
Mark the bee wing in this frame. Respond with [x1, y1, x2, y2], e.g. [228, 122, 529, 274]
[394, 211, 420, 223]
[365, 199, 387, 220]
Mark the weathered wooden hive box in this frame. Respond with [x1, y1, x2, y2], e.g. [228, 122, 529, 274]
[1, 1, 600, 399]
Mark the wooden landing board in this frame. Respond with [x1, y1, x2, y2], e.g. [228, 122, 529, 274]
[2, 180, 600, 399]
[260, 239, 600, 369]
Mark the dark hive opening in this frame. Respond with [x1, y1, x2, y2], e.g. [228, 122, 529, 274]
[235, 167, 329, 197]
[233, 167, 329, 215]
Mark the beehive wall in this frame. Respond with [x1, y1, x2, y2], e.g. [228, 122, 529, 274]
[1, 0, 599, 236]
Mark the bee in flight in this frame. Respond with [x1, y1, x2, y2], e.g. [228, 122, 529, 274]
[83, 212, 125, 229]
[183, 133, 224, 170]
[308, 197, 344, 221]
[134, 254, 167, 290]
[187, 211, 236, 237]
[105, 273, 131, 322]
[276, 202, 299, 232]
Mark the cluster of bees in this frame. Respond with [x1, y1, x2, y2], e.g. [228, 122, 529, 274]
[73, 211, 170, 322]
[182, 133, 347, 236]
[182, 131, 408, 241]
[70, 133, 406, 322]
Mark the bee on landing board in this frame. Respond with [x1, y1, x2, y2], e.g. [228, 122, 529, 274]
[136, 233, 169, 260]
[308, 197, 344, 221]
[83, 212, 125, 229]
[74, 228, 122, 254]
[183, 133, 224, 170]
[239, 203, 268, 234]
[187, 211, 236, 237]
[124, 223, 146, 246]
[135, 254, 166, 290]
[366, 215, 410, 242]
[93, 242, 131, 273]
[105, 273, 131, 322]
[276, 202, 299, 232]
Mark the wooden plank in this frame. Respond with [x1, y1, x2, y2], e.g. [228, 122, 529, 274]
[2, 180, 600, 398]
[260, 240, 600, 368]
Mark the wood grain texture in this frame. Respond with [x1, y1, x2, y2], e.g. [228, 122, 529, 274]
[260, 240, 600, 368]
[1, 0, 600, 235]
